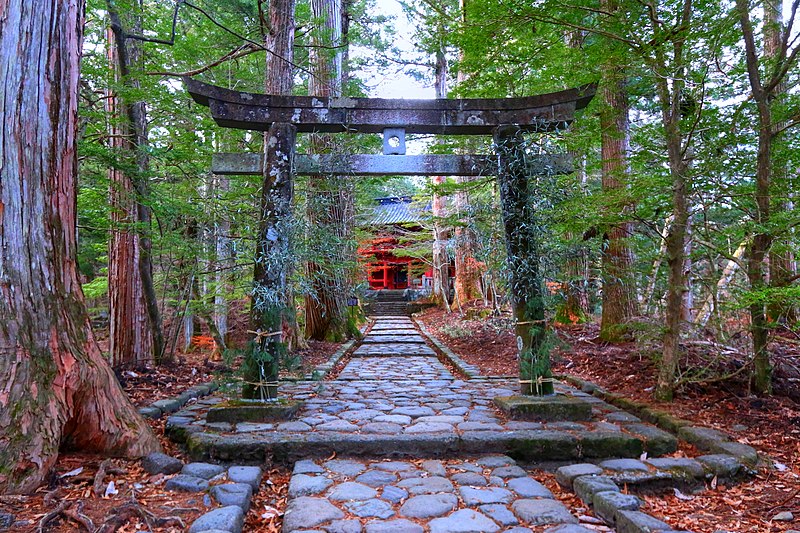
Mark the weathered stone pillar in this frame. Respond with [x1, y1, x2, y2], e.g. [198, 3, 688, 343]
[245, 122, 297, 400]
[494, 125, 554, 396]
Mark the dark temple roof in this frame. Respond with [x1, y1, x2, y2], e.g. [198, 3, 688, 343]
[366, 196, 429, 226]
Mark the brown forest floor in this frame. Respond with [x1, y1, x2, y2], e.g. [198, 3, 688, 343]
[0, 334, 340, 533]
[418, 302, 800, 533]
[4, 306, 800, 532]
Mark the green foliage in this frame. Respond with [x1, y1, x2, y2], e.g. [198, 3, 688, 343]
[73, 0, 799, 397]
[82, 277, 109, 300]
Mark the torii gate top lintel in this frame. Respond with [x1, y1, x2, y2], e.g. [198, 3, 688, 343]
[184, 77, 596, 135]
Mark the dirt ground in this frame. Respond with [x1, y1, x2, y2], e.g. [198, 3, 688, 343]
[0, 334, 336, 533]
[417, 304, 800, 533]
[5, 305, 799, 532]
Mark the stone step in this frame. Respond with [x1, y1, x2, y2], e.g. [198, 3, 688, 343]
[353, 344, 438, 357]
[338, 356, 454, 381]
[168, 377, 677, 464]
[362, 335, 427, 344]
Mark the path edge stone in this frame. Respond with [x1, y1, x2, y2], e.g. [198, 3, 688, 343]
[557, 373, 760, 470]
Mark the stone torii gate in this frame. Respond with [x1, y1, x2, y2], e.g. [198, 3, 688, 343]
[185, 78, 595, 400]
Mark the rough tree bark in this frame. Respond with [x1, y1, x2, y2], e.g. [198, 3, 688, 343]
[598, 0, 639, 342]
[452, 0, 482, 306]
[763, 0, 796, 325]
[495, 126, 555, 396]
[106, 24, 154, 368]
[246, 0, 298, 399]
[0, 0, 161, 494]
[107, 2, 165, 364]
[304, 0, 357, 341]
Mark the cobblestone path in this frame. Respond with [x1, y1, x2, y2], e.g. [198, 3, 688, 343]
[284, 455, 590, 532]
[168, 316, 698, 532]
[277, 318, 601, 531]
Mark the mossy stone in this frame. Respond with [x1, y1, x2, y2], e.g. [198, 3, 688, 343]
[494, 394, 592, 421]
[206, 400, 304, 424]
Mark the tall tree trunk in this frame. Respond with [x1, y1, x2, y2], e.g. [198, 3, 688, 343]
[107, 4, 165, 363]
[431, 48, 451, 310]
[304, 0, 356, 341]
[654, 98, 691, 400]
[106, 25, 153, 368]
[736, 0, 781, 394]
[764, 0, 796, 325]
[653, 0, 693, 401]
[495, 126, 554, 396]
[598, 14, 639, 341]
[452, 0, 482, 306]
[0, 0, 160, 494]
[246, 0, 297, 400]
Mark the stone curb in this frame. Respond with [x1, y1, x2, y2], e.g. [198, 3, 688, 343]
[413, 318, 483, 378]
[556, 463, 696, 532]
[139, 381, 220, 420]
[556, 374, 759, 469]
[174, 425, 659, 464]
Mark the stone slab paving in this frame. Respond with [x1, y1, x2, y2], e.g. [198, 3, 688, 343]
[362, 334, 427, 344]
[353, 343, 438, 356]
[283, 455, 586, 532]
[170, 378, 677, 464]
[367, 329, 422, 336]
[338, 357, 455, 381]
[370, 323, 417, 331]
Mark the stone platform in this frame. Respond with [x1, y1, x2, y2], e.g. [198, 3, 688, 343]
[168, 317, 677, 464]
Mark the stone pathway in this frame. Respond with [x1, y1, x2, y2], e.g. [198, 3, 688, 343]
[337, 356, 454, 381]
[164, 316, 720, 532]
[283, 455, 586, 533]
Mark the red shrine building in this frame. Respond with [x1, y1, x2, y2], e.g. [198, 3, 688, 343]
[359, 196, 430, 291]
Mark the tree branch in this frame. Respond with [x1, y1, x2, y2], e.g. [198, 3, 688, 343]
[147, 44, 261, 76]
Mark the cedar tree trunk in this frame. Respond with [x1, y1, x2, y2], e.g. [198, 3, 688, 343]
[598, 4, 638, 342]
[0, 0, 160, 494]
[305, 0, 357, 341]
[107, 3, 165, 364]
[431, 48, 452, 309]
[106, 24, 154, 368]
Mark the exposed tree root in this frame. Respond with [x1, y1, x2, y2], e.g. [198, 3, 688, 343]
[97, 499, 184, 533]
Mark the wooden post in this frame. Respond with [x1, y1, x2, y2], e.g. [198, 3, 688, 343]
[494, 126, 555, 396]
